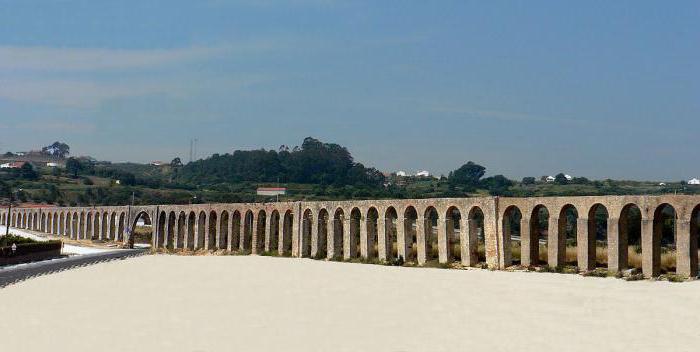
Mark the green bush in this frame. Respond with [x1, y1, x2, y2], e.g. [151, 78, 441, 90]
[1, 240, 62, 257]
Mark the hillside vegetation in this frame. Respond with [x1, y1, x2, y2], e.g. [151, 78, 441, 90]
[1, 137, 697, 207]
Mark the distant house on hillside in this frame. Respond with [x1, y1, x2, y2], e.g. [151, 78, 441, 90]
[545, 175, 556, 182]
[395, 171, 408, 177]
[416, 170, 431, 177]
[689, 178, 700, 185]
[150, 161, 164, 166]
[0, 161, 30, 169]
[46, 162, 61, 168]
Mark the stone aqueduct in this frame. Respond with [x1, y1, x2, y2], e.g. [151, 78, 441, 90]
[2, 195, 700, 278]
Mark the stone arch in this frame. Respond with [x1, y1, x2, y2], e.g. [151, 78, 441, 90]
[52, 212, 58, 234]
[187, 211, 196, 250]
[93, 212, 100, 240]
[219, 210, 229, 250]
[41, 212, 47, 232]
[383, 206, 398, 261]
[197, 211, 207, 250]
[587, 203, 609, 270]
[689, 204, 700, 278]
[86, 212, 93, 239]
[618, 203, 642, 272]
[108, 212, 116, 242]
[242, 210, 253, 252]
[177, 211, 186, 249]
[59, 212, 65, 236]
[301, 209, 313, 258]
[281, 210, 293, 255]
[231, 210, 242, 251]
[315, 209, 328, 258]
[100, 212, 108, 240]
[402, 206, 418, 262]
[348, 207, 362, 259]
[118, 212, 126, 241]
[443, 206, 462, 264]
[530, 205, 549, 265]
[71, 212, 79, 239]
[423, 206, 439, 264]
[167, 211, 176, 249]
[79, 212, 86, 239]
[365, 207, 379, 259]
[652, 203, 676, 276]
[208, 210, 217, 250]
[268, 210, 280, 253]
[130, 211, 152, 248]
[255, 210, 266, 254]
[468, 206, 485, 265]
[558, 204, 578, 267]
[157, 211, 167, 248]
[502, 205, 522, 267]
[331, 208, 345, 259]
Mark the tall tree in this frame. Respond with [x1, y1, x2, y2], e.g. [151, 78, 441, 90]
[448, 161, 486, 190]
[42, 141, 70, 158]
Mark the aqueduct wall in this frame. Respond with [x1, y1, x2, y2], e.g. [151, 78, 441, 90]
[2, 195, 699, 278]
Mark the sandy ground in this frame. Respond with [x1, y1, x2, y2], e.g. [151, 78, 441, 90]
[0, 255, 699, 352]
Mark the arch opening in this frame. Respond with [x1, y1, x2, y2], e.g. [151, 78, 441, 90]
[588, 204, 609, 269]
[130, 211, 152, 248]
[208, 211, 217, 250]
[301, 209, 313, 258]
[424, 206, 439, 263]
[653, 203, 677, 274]
[619, 204, 642, 271]
[366, 207, 379, 259]
[316, 209, 329, 259]
[349, 208, 362, 259]
[445, 206, 461, 263]
[282, 210, 293, 256]
[503, 206, 522, 266]
[530, 205, 549, 265]
[219, 211, 229, 250]
[559, 204, 578, 267]
[384, 207, 398, 261]
[256, 210, 266, 254]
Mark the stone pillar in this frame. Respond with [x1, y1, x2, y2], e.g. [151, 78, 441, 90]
[397, 216, 409, 261]
[578, 217, 595, 271]
[607, 217, 624, 272]
[277, 217, 285, 255]
[461, 218, 477, 266]
[310, 216, 320, 258]
[327, 218, 338, 259]
[264, 216, 273, 252]
[343, 218, 354, 259]
[642, 218, 658, 278]
[437, 218, 450, 264]
[548, 217, 565, 268]
[291, 212, 300, 257]
[416, 216, 427, 265]
[377, 216, 388, 261]
[676, 219, 696, 277]
[520, 217, 535, 267]
[360, 216, 370, 259]
[251, 213, 260, 255]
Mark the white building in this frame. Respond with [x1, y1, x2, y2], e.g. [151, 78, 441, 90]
[688, 178, 700, 185]
[46, 162, 60, 167]
[416, 170, 431, 177]
[545, 176, 556, 182]
[564, 174, 573, 181]
[395, 171, 407, 177]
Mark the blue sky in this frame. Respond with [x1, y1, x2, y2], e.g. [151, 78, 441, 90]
[0, 1, 698, 181]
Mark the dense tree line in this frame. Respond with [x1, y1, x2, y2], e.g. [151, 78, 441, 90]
[176, 137, 386, 187]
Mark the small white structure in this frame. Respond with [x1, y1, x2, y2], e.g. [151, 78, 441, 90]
[659, 182, 667, 186]
[416, 170, 431, 177]
[257, 187, 287, 196]
[688, 178, 700, 185]
[564, 174, 573, 181]
[395, 171, 407, 177]
[545, 176, 556, 182]
[46, 162, 60, 167]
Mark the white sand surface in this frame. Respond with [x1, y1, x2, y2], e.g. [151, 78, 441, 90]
[1, 255, 699, 352]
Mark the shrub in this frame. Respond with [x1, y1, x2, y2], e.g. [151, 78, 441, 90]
[1, 240, 62, 257]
